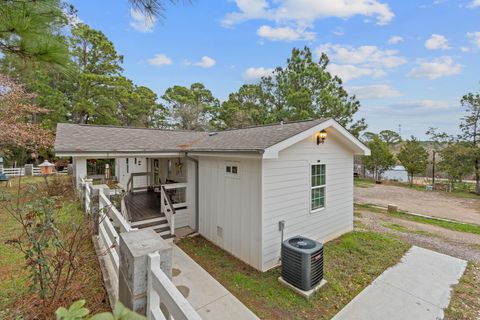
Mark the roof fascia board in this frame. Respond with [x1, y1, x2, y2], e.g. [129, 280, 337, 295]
[262, 119, 370, 159]
[186, 152, 262, 159]
[57, 151, 183, 158]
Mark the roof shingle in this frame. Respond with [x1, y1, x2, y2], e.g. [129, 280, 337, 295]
[54, 119, 329, 154]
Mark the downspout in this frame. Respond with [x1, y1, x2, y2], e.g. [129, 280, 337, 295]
[184, 152, 199, 232]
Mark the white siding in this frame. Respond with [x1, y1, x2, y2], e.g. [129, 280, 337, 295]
[198, 156, 262, 270]
[117, 157, 148, 188]
[261, 131, 354, 271]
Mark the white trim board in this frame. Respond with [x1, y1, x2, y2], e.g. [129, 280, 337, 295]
[263, 119, 370, 159]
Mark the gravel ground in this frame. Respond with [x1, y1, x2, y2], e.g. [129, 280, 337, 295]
[355, 184, 480, 225]
[356, 209, 480, 263]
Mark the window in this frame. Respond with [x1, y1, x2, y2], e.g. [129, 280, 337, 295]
[225, 161, 239, 177]
[126, 158, 129, 174]
[311, 164, 326, 211]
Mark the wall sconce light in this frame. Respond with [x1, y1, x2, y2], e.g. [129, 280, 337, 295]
[317, 129, 327, 145]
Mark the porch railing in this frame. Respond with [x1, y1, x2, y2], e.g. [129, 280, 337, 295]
[147, 252, 202, 320]
[160, 186, 175, 235]
[126, 172, 149, 193]
[99, 190, 134, 233]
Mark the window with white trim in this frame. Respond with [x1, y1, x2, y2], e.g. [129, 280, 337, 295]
[311, 164, 326, 211]
[225, 161, 240, 177]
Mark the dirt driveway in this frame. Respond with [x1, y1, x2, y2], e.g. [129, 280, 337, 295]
[354, 184, 480, 225]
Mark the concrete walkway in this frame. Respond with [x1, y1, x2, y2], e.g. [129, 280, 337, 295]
[171, 245, 259, 320]
[333, 246, 467, 320]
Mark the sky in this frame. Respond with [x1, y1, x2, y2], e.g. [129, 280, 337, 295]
[70, 0, 480, 139]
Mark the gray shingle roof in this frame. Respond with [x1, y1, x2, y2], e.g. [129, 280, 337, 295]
[55, 119, 329, 154]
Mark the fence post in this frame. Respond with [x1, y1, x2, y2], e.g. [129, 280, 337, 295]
[24, 164, 33, 176]
[118, 229, 173, 315]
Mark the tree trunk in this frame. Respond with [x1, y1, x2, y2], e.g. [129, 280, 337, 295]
[476, 158, 480, 194]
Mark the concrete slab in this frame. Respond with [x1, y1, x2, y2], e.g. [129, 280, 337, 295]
[278, 277, 328, 299]
[333, 246, 467, 320]
[197, 293, 259, 320]
[171, 245, 259, 320]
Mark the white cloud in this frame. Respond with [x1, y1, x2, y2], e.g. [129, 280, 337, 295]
[424, 34, 451, 50]
[147, 54, 172, 66]
[363, 100, 453, 114]
[243, 67, 274, 81]
[257, 25, 315, 41]
[467, 31, 480, 48]
[460, 46, 470, 52]
[316, 43, 406, 82]
[388, 35, 404, 45]
[317, 44, 406, 68]
[327, 64, 385, 82]
[222, 0, 394, 27]
[185, 56, 216, 68]
[222, 0, 393, 42]
[130, 8, 156, 32]
[468, 0, 480, 8]
[347, 84, 401, 99]
[332, 27, 344, 36]
[408, 56, 462, 80]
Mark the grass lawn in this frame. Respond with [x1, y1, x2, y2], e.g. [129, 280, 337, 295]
[353, 177, 375, 188]
[0, 176, 109, 319]
[178, 231, 410, 320]
[356, 203, 480, 235]
[444, 262, 480, 320]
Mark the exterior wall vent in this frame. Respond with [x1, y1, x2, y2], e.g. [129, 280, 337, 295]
[281, 236, 323, 291]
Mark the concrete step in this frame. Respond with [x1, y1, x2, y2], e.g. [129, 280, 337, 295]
[132, 218, 167, 229]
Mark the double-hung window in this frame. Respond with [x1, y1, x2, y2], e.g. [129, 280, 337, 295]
[311, 164, 326, 211]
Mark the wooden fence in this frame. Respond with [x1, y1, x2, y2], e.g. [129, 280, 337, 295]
[2, 167, 41, 176]
[147, 252, 202, 320]
[80, 179, 201, 319]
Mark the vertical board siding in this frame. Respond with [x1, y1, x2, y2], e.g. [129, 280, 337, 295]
[198, 156, 262, 270]
[262, 132, 354, 270]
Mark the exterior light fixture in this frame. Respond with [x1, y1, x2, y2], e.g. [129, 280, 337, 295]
[317, 130, 327, 145]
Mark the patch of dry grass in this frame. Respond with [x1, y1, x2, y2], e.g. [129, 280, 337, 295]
[0, 176, 109, 319]
[444, 262, 480, 320]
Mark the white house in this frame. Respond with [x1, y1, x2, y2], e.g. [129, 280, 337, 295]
[55, 118, 370, 271]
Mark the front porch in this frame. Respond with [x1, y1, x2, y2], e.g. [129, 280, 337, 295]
[125, 190, 177, 240]
[74, 155, 197, 241]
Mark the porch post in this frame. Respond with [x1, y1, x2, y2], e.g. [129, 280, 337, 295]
[73, 157, 87, 190]
[118, 229, 173, 315]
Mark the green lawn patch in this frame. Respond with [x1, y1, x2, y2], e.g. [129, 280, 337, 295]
[382, 223, 433, 236]
[354, 177, 375, 188]
[444, 262, 480, 320]
[356, 203, 480, 235]
[178, 231, 410, 320]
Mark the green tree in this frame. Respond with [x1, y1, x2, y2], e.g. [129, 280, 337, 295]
[379, 130, 402, 145]
[162, 83, 219, 130]
[438, 142, 475, 187]
[0, 0, 69, 67]
[69, 23, 124, 124]
[363, 135, 396, 180]
[259, 47, 367, 136]
[212, 84, 268, 129]
[117, 83, 166, 127]
[459, 91, 480, 194]
[397, 137, 429, 185]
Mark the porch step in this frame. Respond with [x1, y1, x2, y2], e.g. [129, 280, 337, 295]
[131, 217, 167, 228]
[135, 221, 174, 241]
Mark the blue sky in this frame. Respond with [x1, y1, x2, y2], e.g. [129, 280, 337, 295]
[70, 0, 480, 138]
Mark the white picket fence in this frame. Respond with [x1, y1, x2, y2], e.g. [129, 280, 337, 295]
[80, 179, 201, 320]
[147, 252, 202, 320]
[1, 167, 41, 177]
